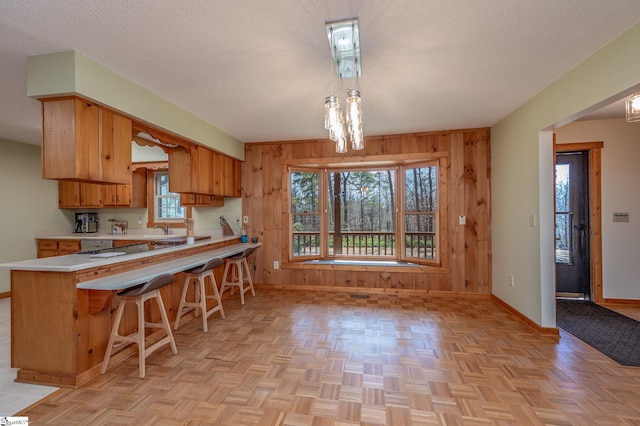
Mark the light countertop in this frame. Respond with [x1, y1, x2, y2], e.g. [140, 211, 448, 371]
[76, 242, 260, 290]
[34, 232, 219, 241]
[0, 235, 244, 273]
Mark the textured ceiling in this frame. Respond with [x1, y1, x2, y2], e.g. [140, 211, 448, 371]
[1, 1, 640, 147]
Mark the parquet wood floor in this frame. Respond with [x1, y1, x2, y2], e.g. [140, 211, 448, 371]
[18, 290, 640, 425]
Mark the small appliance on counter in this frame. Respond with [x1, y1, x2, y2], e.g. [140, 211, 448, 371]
[109, 219, 128, 235]
[74, 212, 99, 233]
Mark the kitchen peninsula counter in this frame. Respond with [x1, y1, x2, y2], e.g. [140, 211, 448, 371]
[11, 235, 240, 272]
[2, 237, 261, 388]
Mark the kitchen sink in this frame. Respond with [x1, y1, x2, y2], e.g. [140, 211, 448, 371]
[152, 235, 211, 245]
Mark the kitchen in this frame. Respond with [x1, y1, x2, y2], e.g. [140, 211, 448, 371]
[0, 65, 265, 387]
[2, 2, 640, 422]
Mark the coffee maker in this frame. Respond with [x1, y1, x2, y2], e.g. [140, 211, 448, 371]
[74, 212, 99, 233]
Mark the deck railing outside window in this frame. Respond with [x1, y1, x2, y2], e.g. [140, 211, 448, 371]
[292, 231, 436, 259]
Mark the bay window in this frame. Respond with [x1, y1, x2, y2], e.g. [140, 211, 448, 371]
[287, 157, 445, 266]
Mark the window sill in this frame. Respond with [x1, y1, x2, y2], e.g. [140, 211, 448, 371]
[283, 260, 448, 274]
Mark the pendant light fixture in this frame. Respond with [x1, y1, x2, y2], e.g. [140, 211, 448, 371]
[325, 18, 363, 152]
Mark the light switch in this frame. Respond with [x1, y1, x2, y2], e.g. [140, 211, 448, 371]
[459, 215, 466, 225]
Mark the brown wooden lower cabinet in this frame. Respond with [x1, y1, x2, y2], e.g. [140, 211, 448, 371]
[11, 239, 237, 388]
[37, 239, 81, 258]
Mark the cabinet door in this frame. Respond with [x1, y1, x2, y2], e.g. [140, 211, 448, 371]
[117, 185, 132, 206]
[193, 145, 213, 194]
[59, 181, 81, 208]
[37, 240, 59, 258]
[43, 98, 100, 181]
[169, 145, 214, 195]
[197, 194, 224, 206]
[58, 240, 81, 255]
[234, 158, 242, 197]
[100, 108, 132, 185]
[212, 152, 241, 197]
[42, 97, 131, 184]
[180, 193, 197, 206]
[130, 168, 147, 208]
[102, 185, 119, 206]
[212, 151, 224, 196]
[80, 183, 103, 207]
[222, 156, 235, 197]
[168, 147, 193, 193]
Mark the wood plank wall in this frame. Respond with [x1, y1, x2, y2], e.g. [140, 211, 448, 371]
[242, 128, 491, 294]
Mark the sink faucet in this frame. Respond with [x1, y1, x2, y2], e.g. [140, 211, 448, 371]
[154, 223, 169, 235]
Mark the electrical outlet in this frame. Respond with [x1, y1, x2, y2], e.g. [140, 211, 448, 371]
[508, 275, 514, 287]
[273, 261, 280, 270]
[459, 215, 466, 225]
[243, 216, 249, 224]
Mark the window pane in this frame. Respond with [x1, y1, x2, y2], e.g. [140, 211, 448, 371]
[405, 165, 437, 212]
[291, 171, 320, 257]
[327, 170, 396, 257]
[405, 213, 436, 259]
[404, 164, 437, 260]
[155, 172, 185, 220]
[555, 164, 571, 264]
[291, 171, 319, 213]
[292, 213, 320, 256]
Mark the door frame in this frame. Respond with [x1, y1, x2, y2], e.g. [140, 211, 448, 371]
[553, 141, 603, 303]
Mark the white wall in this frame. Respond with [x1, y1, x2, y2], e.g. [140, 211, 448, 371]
[0, 139, 70, 292]
[556, 118, 640, 299]
[492, 22, 640, 327]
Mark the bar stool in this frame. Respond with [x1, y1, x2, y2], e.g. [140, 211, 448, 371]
[174, 258, 225, 332]
[220, 247, 255, 304]
[101, 273, 178, 379]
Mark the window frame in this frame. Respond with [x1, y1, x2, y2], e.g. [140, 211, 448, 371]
[146, 169, 188, 229]
[284, 153, 449, 268]
[400, 160, 442, 264]
[288, 167, 324, 261]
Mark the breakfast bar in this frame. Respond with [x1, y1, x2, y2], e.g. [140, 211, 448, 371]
[2, 237, 261, 388]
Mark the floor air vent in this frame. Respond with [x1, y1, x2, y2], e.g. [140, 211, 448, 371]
[350, 294, 370, 299]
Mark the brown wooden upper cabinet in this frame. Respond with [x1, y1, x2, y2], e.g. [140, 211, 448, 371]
[58, 168, 147, 209]
[58, 181, 103, 208]
[169, 144, 241, 198]
[42, 97, 132, 185]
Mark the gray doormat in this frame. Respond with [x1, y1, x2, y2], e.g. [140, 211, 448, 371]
[556, 299, 640, 366]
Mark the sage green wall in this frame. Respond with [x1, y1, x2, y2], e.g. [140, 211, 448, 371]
[27, 50, 244, 160]
[0, 139, 70, 293]
[491, 22, 640, 327]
